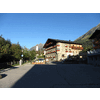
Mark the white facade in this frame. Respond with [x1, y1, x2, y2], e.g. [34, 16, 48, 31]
[36, 45, 38, 51]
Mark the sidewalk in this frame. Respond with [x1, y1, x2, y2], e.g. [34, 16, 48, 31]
[0, 63, 34, 88]
[0, 62, 31, 73]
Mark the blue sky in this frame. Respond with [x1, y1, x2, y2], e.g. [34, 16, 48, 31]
[0, 13, 100, 49]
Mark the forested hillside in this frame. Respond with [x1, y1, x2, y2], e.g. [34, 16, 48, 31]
[74, 23, 100, 52]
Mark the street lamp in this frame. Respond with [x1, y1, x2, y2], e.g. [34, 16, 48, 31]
[20, 50, 23, 66]
[21, 50, 23, 63]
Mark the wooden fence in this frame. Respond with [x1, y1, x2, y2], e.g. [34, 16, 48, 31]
[0, 60, 29, 69]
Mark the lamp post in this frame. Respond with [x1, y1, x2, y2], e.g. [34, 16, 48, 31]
[20, 50, 23, 66]
[21, 50, 23, 64]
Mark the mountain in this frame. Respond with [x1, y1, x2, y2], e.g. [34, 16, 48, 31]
[74, 23, 100, 42]
[74, 23, 100, 51]
[30, 43, 44, 51]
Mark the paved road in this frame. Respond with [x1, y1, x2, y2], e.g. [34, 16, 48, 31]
[0, 63, 100, 88]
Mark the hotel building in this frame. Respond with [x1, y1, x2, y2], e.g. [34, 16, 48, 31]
[43, 38, 83, 62]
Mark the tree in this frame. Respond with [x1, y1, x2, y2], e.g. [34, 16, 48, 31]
[10, 44, 22, 61]
[30, 50, 36, 60]
[22, 47, 30, 60]
[0, 35, 12, 62]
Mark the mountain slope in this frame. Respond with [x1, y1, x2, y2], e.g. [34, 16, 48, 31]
[74, 23, 100, 51]
[30, 43, 44, 51]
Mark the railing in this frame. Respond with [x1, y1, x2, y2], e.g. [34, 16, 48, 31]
[45, 56, 56, 59]
[45, 45, 56, 51]
[46, 51, 56, 54]
[69, 51, 72, 53]
[93, 45, 100, 49]
[0, 61, 20, 69]
[93, 41, 100, 45]
[56, 45, 60, 46]
[69, 46, 83, 50]
[56, 50, 60, 51]
[65, 51, 68, 52]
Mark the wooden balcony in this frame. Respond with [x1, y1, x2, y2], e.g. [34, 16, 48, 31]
[56, 44, 60, 46]
[45, 45, 56, 51]
[70, 46, 83, 50]
[56, 50, 60, 51]
[93, 45, 100, 49]
[93, 40, 100, 45]
[53, 46, 56, 47]
[69, 51, 72, 53]
[46, 51, 56, 54]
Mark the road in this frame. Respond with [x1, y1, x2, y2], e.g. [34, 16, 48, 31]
[0, 63, 100, 88]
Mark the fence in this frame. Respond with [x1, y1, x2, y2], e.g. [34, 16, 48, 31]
[0, 60, 29, 69]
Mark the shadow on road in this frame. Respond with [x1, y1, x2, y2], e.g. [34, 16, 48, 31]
[12, 64, 68, 88]
[0, 74, 7, 79]
[11, 64, 100, 88]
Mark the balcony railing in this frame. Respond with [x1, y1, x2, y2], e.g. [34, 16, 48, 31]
[93, 45, 100, 49]
[93, 41, 100, 45]
[56, 45, 60, 46]
[46, 51, 56, 54]
[65, 51, 68, 52]
[69, 46, 83, 50]
[56, 50, 60, 51]
[45, 45, 56, 51]
[69, 51, 72, 53]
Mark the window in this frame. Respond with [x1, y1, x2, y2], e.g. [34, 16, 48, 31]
[69, 49, 71, 51]
[62, 54, 65, 57]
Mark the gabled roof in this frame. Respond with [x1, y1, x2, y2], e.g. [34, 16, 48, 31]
[89, 28, 100, 39]
[43, 38, 82, 48]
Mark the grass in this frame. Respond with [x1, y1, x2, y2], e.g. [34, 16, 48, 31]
[12, 63, 19, 66]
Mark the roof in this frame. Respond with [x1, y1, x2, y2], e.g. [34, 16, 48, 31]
[89, 28, 100, 39]
[43, 38, 82, 48]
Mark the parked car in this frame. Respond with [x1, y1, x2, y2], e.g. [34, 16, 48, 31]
[34, 59, 45, 63]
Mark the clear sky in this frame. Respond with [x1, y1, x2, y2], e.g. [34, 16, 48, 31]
[0, 13, 100, 49]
